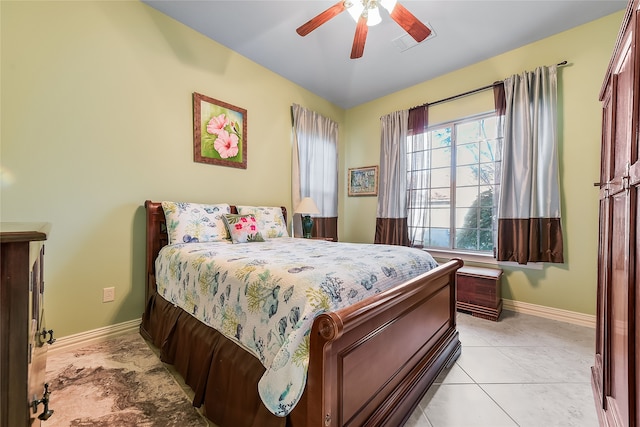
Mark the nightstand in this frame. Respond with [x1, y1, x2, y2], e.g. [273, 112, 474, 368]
[456, 266, 503, 321]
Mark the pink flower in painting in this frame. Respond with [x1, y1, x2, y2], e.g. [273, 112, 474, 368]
[206, 114, 229, 135]
[213, 130, 239, 159]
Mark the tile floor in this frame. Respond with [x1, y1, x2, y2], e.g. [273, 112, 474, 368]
[405, 311, 598, 427]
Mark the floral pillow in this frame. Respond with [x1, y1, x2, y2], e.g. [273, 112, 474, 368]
[161, 201, 231, 244]
[222, 214, 265, 243]
[236, 206, 288, 239]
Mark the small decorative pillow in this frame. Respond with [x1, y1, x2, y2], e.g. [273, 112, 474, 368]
[223, 214, 265, 243]
[236, 206, 288, 239]
[161, 201, 231, 244]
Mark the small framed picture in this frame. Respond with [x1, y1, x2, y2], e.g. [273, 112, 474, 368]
[193, 92, 247, 169]
[348, 165, 379, 196]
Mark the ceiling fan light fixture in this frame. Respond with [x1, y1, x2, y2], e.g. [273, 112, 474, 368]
[297, 0, 430, 59]
[366, 5, 382, 26]
[346, 1, 365, 22]
[380, 0, 397, 12]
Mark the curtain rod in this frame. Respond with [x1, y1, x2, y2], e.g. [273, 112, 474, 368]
[413, 60, 568, 109]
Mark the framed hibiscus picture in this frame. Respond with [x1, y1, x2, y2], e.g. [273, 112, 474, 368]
[193, 92, 247, 169]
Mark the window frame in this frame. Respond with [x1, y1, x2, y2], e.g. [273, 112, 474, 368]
[406, 111, 502, 256]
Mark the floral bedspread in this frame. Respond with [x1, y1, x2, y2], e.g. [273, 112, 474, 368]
[155, 237, 438, 416]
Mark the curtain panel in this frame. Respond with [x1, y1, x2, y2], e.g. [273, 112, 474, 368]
[375, 110, 410, 246]
[495, 66, 564, 264]
[406, 105, 429, 246]
[291, 104, 339, 240]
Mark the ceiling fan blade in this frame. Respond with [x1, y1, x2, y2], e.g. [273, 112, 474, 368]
[389, 2, 431, 42]
[350, 14, 368, 59]
[296, 1, 347, 36]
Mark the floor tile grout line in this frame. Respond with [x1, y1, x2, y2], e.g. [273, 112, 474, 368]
[477, 382, 522, 427]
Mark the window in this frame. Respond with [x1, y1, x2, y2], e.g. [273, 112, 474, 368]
[407, 113, 502, 254]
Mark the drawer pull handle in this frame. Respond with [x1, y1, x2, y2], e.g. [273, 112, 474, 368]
[40, 328, 56, 345]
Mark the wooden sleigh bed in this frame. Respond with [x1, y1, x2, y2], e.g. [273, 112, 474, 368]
[140, 200, 463, 427]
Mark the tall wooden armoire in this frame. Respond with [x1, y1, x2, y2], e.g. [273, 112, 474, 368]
[592, 1, 640, 426]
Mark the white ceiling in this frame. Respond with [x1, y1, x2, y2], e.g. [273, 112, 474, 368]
[142, 0, 626, 109]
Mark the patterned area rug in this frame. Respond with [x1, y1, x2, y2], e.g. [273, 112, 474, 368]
[45, 332, 209, 427]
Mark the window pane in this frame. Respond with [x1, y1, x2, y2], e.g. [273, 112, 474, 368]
[427, 228, 450, 247]
[477, 164, 495, 185]
[431, 147, 450, 168]
[457, 142, 480, 166]
[479, 187, 495, 206]
[480, 117, 498, 139]
[479, 230, 494, 251]
[455, 228, 479, 250]
[456, 207, 477, 228]
[480, 140, 500, 162]
[430, 208, 450, 228]
[456, 165, 479, 186]
[479, 207, 494, 229]
[431, 167, 450, 187]
[431, 128, 451, 149]
[456, 186, 479, 208]
[456, 121, 480, 144]
[430, 187, 450, 202]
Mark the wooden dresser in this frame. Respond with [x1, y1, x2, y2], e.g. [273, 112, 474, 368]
[592, 1, 639, 426]
[1, 223, 55, 427]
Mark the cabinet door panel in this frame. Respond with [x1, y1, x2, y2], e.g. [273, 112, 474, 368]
[607, 190, 631, 424]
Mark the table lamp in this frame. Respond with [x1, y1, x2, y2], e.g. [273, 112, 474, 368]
[295, 197, 320, 238]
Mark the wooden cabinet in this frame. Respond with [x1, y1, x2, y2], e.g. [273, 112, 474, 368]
[456, 266, 503, 321]
[1, 223, 54, 427]
[592, 1, 639, 426]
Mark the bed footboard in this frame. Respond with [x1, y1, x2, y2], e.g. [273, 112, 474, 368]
[304, 258, 463, 427]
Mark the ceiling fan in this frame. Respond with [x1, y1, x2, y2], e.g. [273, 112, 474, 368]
[296, 0, 431, 59]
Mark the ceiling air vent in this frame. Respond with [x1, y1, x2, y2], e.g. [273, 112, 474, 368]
[392, 23, 436, 52]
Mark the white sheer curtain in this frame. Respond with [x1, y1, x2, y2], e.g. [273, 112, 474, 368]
[497, 65, 564, 264]
[291, 104, 338, 238]
[375, 109, 410, 245]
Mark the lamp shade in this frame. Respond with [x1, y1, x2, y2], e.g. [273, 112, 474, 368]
[295, 197, 320, 215]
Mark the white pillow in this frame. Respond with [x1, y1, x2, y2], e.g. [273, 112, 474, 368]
[161, 201, 231, 244]
[236, 206, 288, 239]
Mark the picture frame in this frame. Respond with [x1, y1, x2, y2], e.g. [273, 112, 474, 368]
[193, 92, 247, 169]
[348, 165, 379, 196]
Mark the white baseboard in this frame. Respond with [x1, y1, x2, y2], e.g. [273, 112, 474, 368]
[48, 318, 141, 356]
[502, 299, 596, 328]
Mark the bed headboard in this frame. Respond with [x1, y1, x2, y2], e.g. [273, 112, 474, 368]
[143, 200, 287, 304]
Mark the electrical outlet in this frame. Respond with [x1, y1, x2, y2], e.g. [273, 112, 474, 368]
[103, 287, 115, 303]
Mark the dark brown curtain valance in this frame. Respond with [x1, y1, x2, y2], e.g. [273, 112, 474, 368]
[493, 82, 506, 115]
[408, 105, 428, 136]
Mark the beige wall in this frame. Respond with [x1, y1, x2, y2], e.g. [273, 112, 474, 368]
[341, 11, 625, 315]
[0, 1, 344, 337]
[1, 1, 624, 337]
